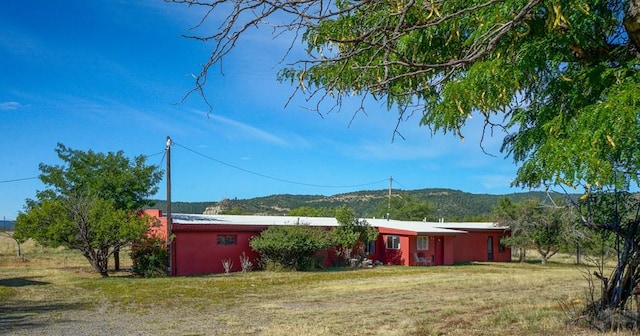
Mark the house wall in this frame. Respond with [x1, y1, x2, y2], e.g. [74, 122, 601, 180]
[410, 236, 436, 265]
[443, 236, 456, 265]
[408, 235, 456, 266]
[451, 230, 511, 263]
[172, 228, 261, 276]
[143, 209, 167, 241]
[396, 233, 508, 266]
[142, 211, 511, 275]
[365, 236, 384, 262]
[170, 224, 339, 275]
[337, 230, 507, 267]
[377, 234, 411, 266]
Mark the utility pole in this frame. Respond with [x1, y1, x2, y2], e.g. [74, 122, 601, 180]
[165, 136, 172, 275]
[387, 176, 392, 220]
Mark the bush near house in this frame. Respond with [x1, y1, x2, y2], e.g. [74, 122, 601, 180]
[130, 236, 168, 277]
[250, 225, 332, 271]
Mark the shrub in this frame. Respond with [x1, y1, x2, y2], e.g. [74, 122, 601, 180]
[250, 225, 332, 271]
[130, 236, 168, 277]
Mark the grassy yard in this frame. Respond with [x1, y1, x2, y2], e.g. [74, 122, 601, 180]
[0, 235, 633, 335]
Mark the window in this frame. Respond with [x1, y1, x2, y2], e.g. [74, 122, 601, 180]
[386, 235, 400, 250]
[217, 235, 237, 246]
[364, 240, 376, 254]
[417, 236, 429, 250]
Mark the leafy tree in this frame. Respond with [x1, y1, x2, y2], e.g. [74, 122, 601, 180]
[332, 206, 378, 261]
[493, 197, 575, 264]
[250, 224, 333, 271]
[15, 144, 163, 277]
[287, 206, 335, 217]
[530, 204, 575, 264]
[373, 193, 433, 221]
[0, 226, 24, 259]
[493, 197, 529, 262]
[219, 205, 250, 215]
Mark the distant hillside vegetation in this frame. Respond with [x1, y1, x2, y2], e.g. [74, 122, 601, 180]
[147, 188, 561, 221]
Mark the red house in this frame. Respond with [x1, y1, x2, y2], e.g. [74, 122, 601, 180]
[143, 210, 511, 276]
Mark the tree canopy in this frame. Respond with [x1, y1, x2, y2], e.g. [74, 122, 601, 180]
[373, 192, 434, 221]
[492, 196, 576, 264]
[172, 0, 639, 191]
[333, 205, 378, 260]
[15, 144, 163, 276]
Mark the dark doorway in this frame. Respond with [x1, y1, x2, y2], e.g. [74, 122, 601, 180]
[434, 237, 445, 265]
[487, 236, 494, 261]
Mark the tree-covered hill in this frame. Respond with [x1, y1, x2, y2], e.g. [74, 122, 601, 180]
[148, 188, 563, 221]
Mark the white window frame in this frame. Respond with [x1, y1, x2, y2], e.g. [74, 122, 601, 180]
[386, 235, 400, 250]
[417, 236, 429, 250]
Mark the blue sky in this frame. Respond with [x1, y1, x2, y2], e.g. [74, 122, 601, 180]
[0, 0, 528, 219]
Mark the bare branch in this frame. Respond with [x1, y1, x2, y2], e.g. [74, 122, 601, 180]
[167, 0, 543, 114]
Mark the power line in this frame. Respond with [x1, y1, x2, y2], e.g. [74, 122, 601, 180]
[1, 150, 169, 185]
[144, 150, 166, 159]
[392, 178, 408, 190]
[0, 176, 39, 184]
[153, 149, 167, 167]
[172, 141, 388, 189]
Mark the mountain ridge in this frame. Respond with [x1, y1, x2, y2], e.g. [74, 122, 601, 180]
[148, 188, 561, 221]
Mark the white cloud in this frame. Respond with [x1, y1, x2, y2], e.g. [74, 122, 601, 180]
[0, 101, 22, 110]
[347, 140, 447, 161]
[207, 114, 291, 147]
[475, 174, 516, 190]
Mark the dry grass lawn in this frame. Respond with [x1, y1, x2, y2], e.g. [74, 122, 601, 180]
[0, 235, 635, 335]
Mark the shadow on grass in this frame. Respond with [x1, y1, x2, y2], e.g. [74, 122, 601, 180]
[0, 301, 87, 331]
[317, 266, 365, 272]
[0, 277, 50, 287]
[517, 259, 580, 267]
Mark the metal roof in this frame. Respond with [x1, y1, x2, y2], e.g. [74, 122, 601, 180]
[366, 219, 467, 234]
[433, 222, 508, 230]
[172, 213, 341, 226]
[171, 213, 507, 235]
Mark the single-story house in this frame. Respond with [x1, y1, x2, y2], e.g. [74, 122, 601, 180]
[143, 209, 511, 276]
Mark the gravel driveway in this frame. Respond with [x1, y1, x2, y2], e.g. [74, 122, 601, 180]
[1, 301, 232, 336]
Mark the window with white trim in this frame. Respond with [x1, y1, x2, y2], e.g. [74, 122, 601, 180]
[417, 236, 429, 250]
[386, 235, 400, 249]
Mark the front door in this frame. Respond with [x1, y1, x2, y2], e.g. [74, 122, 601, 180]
[434, 237, 444, 265]
[487, 236, 494, 261]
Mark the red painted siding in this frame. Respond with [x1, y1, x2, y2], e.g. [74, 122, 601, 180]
[142, 211, 511, 275]
[410, 235, 436, 265]
[451, 230, 511, 263]
[379, 234, 411, 265]
[173, 230, 261, 275]
[143, 209, 167, 241]
[442, 236, 456, 265]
